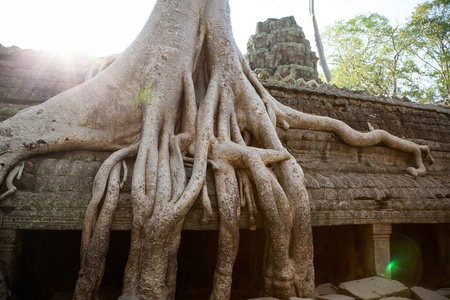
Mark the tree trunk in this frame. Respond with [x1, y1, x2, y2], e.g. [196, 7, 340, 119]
[310, 0, 332, 83]
[0, 0, 435, 299]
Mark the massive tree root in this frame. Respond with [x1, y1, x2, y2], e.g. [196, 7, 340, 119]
[0, 0, 434, 299]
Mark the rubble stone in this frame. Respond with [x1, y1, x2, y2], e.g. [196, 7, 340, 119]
[316, 283, 338, 295]
[318, 294, 355, 300]
[411, 286, 448, 300]
[338, 276, 410, 300]
[435, 288, 450, 298]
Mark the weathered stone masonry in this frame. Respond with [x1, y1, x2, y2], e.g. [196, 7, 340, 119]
[246, 16, 320, 82]
[0, 45, 449, 297]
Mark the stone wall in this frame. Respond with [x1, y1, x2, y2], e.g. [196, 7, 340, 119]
[0, 44, 93, 122]
[0, 45, 449, 230]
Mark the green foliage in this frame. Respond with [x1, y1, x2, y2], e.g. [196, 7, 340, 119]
[407, 0, 450, 102]
[323, 3, 450, 103]
[318, 72, 326, 83]
[324, 13, 419, 97]
[137, 86, 155, 105]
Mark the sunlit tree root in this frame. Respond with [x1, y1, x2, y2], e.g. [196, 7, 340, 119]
[74, 144, 138, 300]
[240, 58, 434, 178]
[75, 161, 124, 299]
[0, 1, 436, 300]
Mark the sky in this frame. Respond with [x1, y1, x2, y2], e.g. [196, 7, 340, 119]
[0, 0, 425, 58]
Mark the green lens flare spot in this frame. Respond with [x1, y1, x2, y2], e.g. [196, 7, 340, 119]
[387, 260, 396, 271]
[385, 260, 396, 277]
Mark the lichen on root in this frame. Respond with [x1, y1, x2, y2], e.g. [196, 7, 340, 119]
[0, 0, 434, 299]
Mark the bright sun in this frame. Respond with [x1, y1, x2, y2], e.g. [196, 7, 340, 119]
[1, 0, 156, 57]
[1, 0, 424, 58]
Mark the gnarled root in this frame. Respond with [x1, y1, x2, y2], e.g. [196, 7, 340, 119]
[0, 162, 24, 200]
[209, 160, 240, 300]
[121, 65, 217, 298]
[74, 144, 138, 300]
[209, 139, 297, 299]
[240, 53, 434, 178]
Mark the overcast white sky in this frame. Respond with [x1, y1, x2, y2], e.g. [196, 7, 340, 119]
[0, 0, 425, 57]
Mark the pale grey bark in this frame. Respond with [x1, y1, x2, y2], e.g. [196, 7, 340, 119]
[309, 0, 332, 83]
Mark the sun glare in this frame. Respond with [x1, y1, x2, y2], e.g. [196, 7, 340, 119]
[44, 36, 85, 58]
[1, 0, 425, 58]
[1, 0, 156, 57]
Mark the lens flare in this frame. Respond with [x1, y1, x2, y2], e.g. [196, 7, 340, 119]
[390, 232, 423, 286]
[386, 260, 396, 277]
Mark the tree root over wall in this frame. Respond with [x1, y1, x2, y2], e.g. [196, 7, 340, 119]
[0, 1, 433, 299]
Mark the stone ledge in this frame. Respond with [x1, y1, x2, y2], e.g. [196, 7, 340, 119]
[1, 146, 449, 230]
[1, 200, 449, 230]
[263, 82, 450, 115]
[1, 154, 449, 230]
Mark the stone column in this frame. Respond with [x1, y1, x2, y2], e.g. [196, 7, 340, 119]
[359, 223, 392, 279]
[435, 223, 450, 286]
[0, 230, 23, 300]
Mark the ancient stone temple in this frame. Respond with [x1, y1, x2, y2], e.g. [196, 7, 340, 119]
[0, 42, 450, 299]
[246, 16, 320, 82]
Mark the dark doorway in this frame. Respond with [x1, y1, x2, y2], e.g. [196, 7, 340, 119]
[313, 225, 360, 286]
[390, 224, 440, 289]
[18, 228, 266, 300]
[176, 229, 265, 300]
[18, 230, 129, 300]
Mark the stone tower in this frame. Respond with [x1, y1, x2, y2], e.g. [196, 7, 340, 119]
[246, 16, 320, 82]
